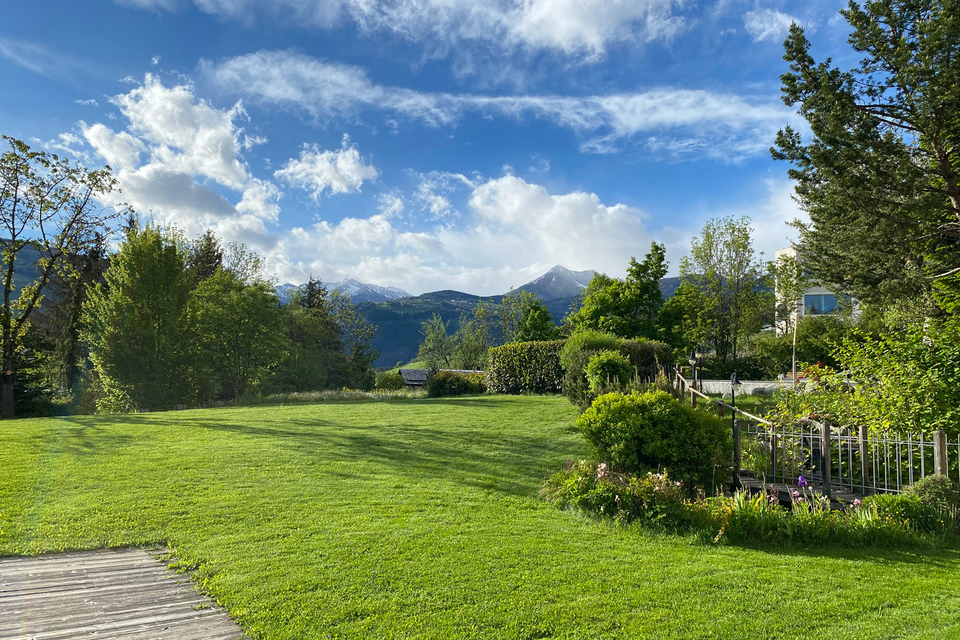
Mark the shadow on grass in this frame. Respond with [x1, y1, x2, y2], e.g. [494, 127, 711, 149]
[48, 406, 582, 500]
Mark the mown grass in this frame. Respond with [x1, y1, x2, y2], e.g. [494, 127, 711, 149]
[2, 395, 960, 639]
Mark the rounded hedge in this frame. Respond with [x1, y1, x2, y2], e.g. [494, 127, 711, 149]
[559, 330, 622, 371]
[576, 390, 732, 491]
[585, 350, 633, 395]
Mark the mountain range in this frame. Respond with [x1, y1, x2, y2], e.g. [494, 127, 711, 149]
[277, 266, 685, 368]
[275, 279, 410, 304]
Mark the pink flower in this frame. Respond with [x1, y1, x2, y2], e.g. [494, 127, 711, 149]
[852, 499, 862, 507]
[792, 490, 800, 498]
[797, 497, 805, 503]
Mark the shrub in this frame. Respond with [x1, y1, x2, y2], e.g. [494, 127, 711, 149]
[540, 461, 689, 526]
[902, 475, 960, 518]
[862, 493, 950, 534]
[619, 338, 675, 381]
[576, 390, 732, 491]
[374, 371, 406, 391]
[426, 371, 487, 397]
[585, 351, 633, 395]
[486, 340, 565, 394]
[562, 349, 598, 409]
[559, 330, 621, 371]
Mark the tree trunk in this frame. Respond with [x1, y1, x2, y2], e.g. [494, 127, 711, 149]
[1, 381, 13, 419]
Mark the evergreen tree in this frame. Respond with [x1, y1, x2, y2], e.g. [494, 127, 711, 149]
[773, 3, 960, 310]
[188, 230, 223, 287]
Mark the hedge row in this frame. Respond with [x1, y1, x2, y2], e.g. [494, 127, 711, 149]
[487, 340, 566, 394]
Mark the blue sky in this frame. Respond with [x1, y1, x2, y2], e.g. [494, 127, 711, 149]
[0, 0, 856, 295]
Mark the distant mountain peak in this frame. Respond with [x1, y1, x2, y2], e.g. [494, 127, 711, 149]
[275, 279, 410, 304]
[513, 265, 596, 301]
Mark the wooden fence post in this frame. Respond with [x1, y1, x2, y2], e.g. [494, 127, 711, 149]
[859, 424, 870, 494]
[820, 421, 832, 500]
[733, 419, 742, 487]
[934, 430, 948, 476]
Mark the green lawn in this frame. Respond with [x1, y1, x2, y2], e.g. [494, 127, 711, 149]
[2, 395, 959, 639]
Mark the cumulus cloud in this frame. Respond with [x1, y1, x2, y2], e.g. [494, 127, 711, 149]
[743, 8, 798, 43]
[117, 0, 688, 57]
[275, 135, 378, 200]
[79, 74, 283, 239]
[206, 50, 801, 161]
[264, 174, 657, 294]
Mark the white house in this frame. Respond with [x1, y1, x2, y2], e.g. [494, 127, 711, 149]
[775, 246, 856, 334]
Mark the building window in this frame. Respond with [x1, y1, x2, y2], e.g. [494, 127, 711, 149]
[804, 293, 839, 315]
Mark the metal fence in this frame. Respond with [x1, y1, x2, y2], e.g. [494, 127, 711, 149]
[673, 366, 960, 496]
[741, 421, 960, 496]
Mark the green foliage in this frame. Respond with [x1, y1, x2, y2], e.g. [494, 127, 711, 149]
[619, 338, 675, 381]
[903, 475, 960, 519]
[559, 330, 621, 370]
[566, 243, 668, 339]
[514, 299, 558, 342]
[752, 315, 852, 376]
[771, 319, 960, 436]
[486, 339, 565, 394]
[576, 390, 732, 491]
[862, 494, 952, 535]
[676, 216, 773, 363]
[425, 371, 487, 397]
[83, 225, 197, 411]
[773, 6, 960, 309]
[374, 371, 406, 391]
[0, 136, 120, 417]
[417, 313, 454, 372]
[193, 271, 289, 399]
[264, 278, 347, 394]
[585, 351, 633, 395]
[541, 462, 688, 526]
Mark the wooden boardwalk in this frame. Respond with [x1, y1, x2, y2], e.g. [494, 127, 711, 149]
[0, 548, 246, 640]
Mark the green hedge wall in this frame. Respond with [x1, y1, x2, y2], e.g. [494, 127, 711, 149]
[487, 340, 566, 394]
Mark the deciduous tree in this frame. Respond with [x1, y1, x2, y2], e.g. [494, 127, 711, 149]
[0, 137, 120, 417]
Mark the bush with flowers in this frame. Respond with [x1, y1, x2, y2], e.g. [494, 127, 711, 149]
[543, 464, 959, 547]
[541, 461, 690, 527]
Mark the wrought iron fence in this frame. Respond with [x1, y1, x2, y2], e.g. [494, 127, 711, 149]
[741, 420, 960, 496]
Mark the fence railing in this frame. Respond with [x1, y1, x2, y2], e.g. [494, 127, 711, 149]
[674, 366, 960, 497]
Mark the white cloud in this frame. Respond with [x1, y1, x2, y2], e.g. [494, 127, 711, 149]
[412, 171, 475, 219]
[377, 190, 405, 217]
[743, 8, 798, 43]
[76, 99, 99, 106]
[150, 55, 161, 66]
[275, 135, 378, 200]
[79, 74, 282, 240]
[206, 50, 802, 161]
[264, 174, 656, 294]
[118, 0, 688, 57]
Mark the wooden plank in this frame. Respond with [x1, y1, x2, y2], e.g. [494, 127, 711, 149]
[0, 548, 245, 640]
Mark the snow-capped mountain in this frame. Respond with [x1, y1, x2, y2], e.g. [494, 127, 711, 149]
[513, 265, 596, 301]
[274, 279, 410, 305]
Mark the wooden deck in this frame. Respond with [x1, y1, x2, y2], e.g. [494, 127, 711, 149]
[0, 548, 246, 640]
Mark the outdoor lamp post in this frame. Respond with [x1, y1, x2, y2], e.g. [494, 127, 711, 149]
[688, 350, 698, 391]
[730, 372, 742, 484]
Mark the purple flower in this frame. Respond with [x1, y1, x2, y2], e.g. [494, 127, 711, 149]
[798, 475, 808, 488]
